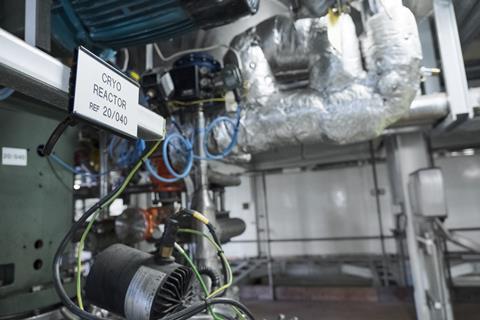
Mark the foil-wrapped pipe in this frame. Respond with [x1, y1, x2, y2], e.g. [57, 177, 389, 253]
[295, 0, 337, 18]
[213, 3, 422, 155]
[208, 170, 242, 187]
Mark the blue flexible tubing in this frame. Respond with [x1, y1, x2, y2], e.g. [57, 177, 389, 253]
[109, 137, 145, 168]
[203, 106, 241, 160]
[49, 154, 110, 177]
[0, 88, 15, 101]
[141, 133, 194, 183]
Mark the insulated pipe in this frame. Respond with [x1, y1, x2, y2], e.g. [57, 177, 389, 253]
[394, 93, 449, 127]
[208, 170, 242, 188]
[190, 108, 218, 271]
[395, 87, 480, 127]
[213, 4, 423, 156]
[217, 217, 247, 243]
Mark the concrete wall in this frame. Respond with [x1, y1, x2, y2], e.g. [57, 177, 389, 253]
[223, 154, 480, 258]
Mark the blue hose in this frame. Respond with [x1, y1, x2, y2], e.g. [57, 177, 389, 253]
[141, 134, 194, 183]
[0, 88, 15, 101]
[50, 154, 110, 177]
[203, 107, 241, 160]
[108, 137, 144, 168]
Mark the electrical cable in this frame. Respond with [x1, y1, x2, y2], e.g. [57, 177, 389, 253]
[198, 267, 222, 290]
[178, 229, 233, 299]
[174, 243, 223, 320]
[160, 298, 255, 320]
[175, 238, 246, 320]
[154, 43, 241, 64]
[53, 140, 162, 320]
[53, 138, 248, 320]
[176, 211, 230, 297]
[76, 140, 162, 309]
[52, 140, 250, 320]
[178, 228, 229, 283]
[168, 98, 226, 106]
[42, 116, 76, 156]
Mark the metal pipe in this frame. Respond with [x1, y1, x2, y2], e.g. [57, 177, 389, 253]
[190, 107, 218, 270]
[262, 173, 275, 300]
[217, 217, 247, 243]
[369, 141, 388, 287]
[449, 227, 480, 232]
[394, 87, 480, 127]
[208, 170, 242, 187]
[229, 235, 395, 243]
[145, 44, 153, 70]
[196, 109, 209, 190]
[394, 92, 449, 127]
[219, 189, 226, 212]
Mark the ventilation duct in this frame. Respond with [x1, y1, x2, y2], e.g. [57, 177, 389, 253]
[212, 3, 422, 156]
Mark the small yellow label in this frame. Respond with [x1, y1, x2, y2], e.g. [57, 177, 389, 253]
[327, 9, 343, 54]
[192, 211, 210, 225]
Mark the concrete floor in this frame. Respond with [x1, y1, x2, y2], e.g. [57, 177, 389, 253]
[245, 301, 480, 320]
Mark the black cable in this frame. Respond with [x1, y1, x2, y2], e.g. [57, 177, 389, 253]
[53, 175, 250, 320]
[198, 267, 221, 290]
[53, 182, 123, 320]
[206, 223, 222, 248]
[177, 209, 229, 289]
[205, 222, 229, 294]
[42, 116, 76, 156]
[160, 298, 255, 320]
[52, 142, 159, 320]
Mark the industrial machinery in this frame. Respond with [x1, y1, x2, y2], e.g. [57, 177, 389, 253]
[0, 0, 254, 318]
[85, 244, 195, 320]
[4, 0, 480, 320]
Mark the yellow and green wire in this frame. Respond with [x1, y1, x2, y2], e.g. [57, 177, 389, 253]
[76, 140, 162, 310]
[74, 145, 245, 320]
[174, 243, 223, 320]
[177, 228, 246, 320]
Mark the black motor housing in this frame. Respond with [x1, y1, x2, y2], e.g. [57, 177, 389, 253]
[85, 244, 193, 320]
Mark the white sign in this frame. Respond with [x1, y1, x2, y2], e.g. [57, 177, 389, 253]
[71, 47, 139, 138]
[2, 147, 27, 166]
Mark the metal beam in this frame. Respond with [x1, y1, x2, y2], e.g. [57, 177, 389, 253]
[24, 0, 52, 50]
[250, 173, 275, 299]
[385, 132, 433, 320]
[0, 29, 166, 139]
[0, 28, 69, 117]
[418, 18, 441, 94]
[433, 0, 472, 130]
[0, 28, 69, 93]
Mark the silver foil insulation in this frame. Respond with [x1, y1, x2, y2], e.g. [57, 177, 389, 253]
[212, 4, 422, 156]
